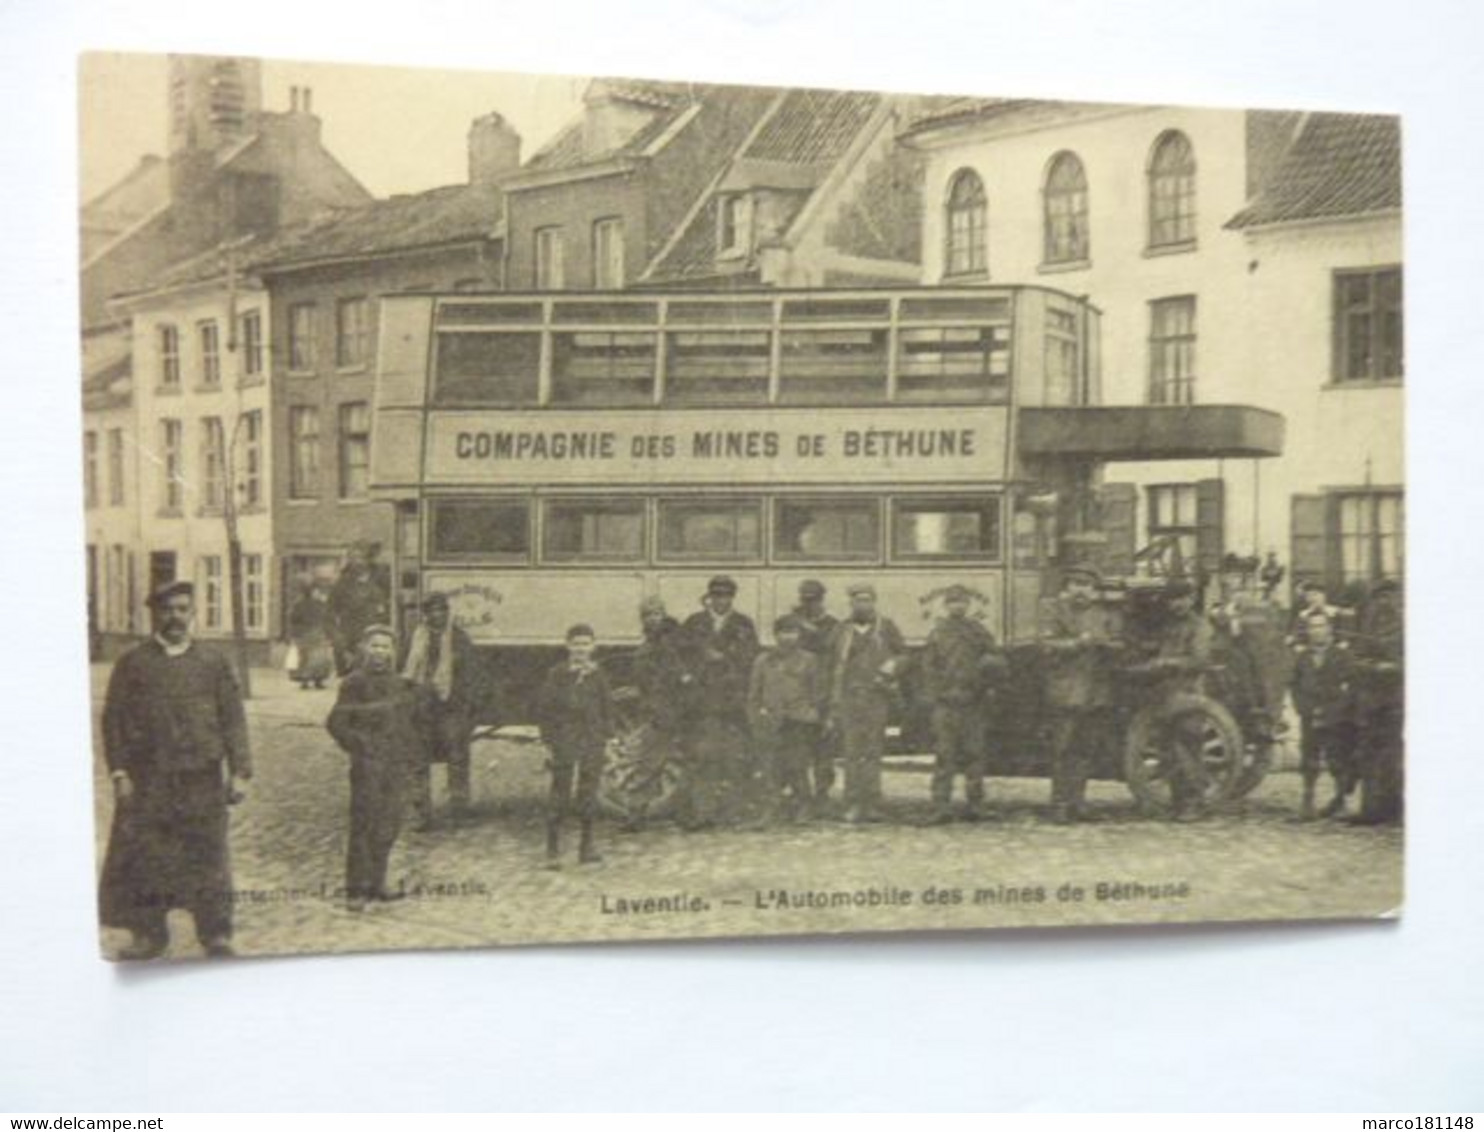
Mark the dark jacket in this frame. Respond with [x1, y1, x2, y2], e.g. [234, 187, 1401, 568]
[634, 615, 692, 729]
[748, 647, 825, 729]
[827, 616, 906, 710]
[1039, 596, 1117, 710]
[790, 607, 840, 658]
[288, 593, 330, 641]
[399, 621, 483, 714]
[681, 608, 760, 716]
[327, 569, 390, 651]
[102, 639, 252, 778]
[536, 661, 616, 757]
[327, 670, 432, 766]
[921, 615, 1003, 706]
[1292, 646, 1358, 730]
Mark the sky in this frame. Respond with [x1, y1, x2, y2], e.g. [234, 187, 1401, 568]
[78, 52, 588, 203]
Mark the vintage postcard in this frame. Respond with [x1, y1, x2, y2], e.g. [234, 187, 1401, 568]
[80, 52, 1404, 960]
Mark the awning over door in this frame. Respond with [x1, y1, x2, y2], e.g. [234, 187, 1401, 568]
[1017, 405, 1284, 461]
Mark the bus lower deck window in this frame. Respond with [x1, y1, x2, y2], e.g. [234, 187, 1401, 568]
[658, 499, 762, 560]
[774, 497, 881, 560]
[430, 499, 531, 559]
[543, 499, 646, 561]
[892, 496, 1001, 559]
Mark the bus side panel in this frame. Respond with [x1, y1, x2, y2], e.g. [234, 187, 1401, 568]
[425, 570, 647, 645]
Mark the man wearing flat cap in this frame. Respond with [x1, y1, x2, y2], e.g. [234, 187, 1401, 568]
[921, 584, 1006, 822]
[401, 592, 483, 827]
[98, 580, 252, 959]
[825, 583, 905, 823]
[789, 579, 840, 806]
[679, 576, 759, 828]
[1039, 566, 1117, 824]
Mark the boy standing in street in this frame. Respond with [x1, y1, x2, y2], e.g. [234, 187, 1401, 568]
[536, 624, 615, 867]
[748, 616, 826, 822]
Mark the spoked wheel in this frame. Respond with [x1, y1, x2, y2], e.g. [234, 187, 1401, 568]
[1124, 692, 1246, 815]
[598, 721, 685, 822]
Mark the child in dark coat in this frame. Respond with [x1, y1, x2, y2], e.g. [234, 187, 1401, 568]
[536, 624, 615, 867]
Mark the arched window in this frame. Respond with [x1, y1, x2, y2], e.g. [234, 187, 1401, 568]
[1148, 131, 1196, 248]
[1043, 151, 1089, 264]
[944, 169, 987, 277]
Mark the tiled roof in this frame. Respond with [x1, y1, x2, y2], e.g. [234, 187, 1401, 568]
[82, 351, 131, 411]
[901, 97, 1048, 134]
[522, 79, 702, 173]
[251, 182, 503, 270]
[109, 233, 272, 300]
[1227, 112, 1400, 228]
[743, 89, 880, 164]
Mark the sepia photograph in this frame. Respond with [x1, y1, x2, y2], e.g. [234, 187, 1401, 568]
[78, 51, 1405, 963]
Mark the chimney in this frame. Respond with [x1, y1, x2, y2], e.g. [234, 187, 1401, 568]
[290, 86, 299, 111]
[581, 80, 656, 156]
[303, 87, 313, 114]
[468, 112, 522, 185]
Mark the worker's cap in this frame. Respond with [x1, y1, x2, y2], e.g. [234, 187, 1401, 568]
[797, 579, 826, 599]
[706, 576, 738, 597]
[566, 623, 597, 641]
[773, 615, 804, 635]
[639, 595, 668, 616]
[846, 582, 877, 600]
[359, 624, 397, 645]
[147, 579, 194, 608]
[943, 584, 973, 603]
[420, 592, 450, 612]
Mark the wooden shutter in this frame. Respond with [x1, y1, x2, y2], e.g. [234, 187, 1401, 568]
[1098, 483, 1138, 577]
[1290, 494, 1330, 588]
[1195, 478, 1225, 573]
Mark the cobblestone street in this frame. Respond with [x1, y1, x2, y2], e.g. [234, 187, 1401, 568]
[91, 665, 1403, 960]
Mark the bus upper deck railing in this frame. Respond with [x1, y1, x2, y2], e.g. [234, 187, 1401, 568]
[401, 285, 1099, 410]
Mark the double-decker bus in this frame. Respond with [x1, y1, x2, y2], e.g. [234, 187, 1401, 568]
[369, 286, 1283, 721]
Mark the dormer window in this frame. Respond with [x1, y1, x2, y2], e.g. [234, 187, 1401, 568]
[718, 193, 753, 258]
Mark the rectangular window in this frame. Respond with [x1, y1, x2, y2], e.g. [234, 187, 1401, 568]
[198, 555, 223, 631]
[1147, 484, 1199, 566]
[658, 498, 763, 561]
[430, 498, 531, 560]
[1337, 490, 1404, 584]
[337, 402, 370, 499]
[778, 329, 888, 404]
[160, 418, 183, 512]
[159, 325, 180, 388]
[335, 297, 370, 369]
[107, 428, 125, 506]
[240, 310, 263, 377]
[774, 497, 881, 561]
[897, 325, 1011, 403]
[592, 217, 625, 288]
[534, 227, 565, 290]
[434, 332, 542, 404]
[83, 431, 98, 508]
[240, 410, 262, 507]
[288, 406, 320, 499]
[1045, 306, 1082, 406]
[665, 330, 771, 404]
[200, 416, 225, 510]
[718, 194, 751, 255]
[288, 303, 318, 373]
[1334, 267, 1404, 383]
[891, 496, 1001, 560]
[198, 320, 221, 387]
[1149, 296, 1197, 405]
[542, 498, 646, 562]
[551, 331, 656, 405]
[244, 552, 265, 633]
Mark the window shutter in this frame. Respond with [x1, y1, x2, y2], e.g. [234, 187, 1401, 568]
[1195, 478, 1225, 573]
[1097, 483, 1138, 576]
[1290, 493, 1329, 588]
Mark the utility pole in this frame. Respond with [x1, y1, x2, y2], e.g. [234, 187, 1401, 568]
[222, 235, 257, 698]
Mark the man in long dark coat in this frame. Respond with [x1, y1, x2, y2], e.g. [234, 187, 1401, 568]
[790, 579, 840, 807]
[327, 541, 390, 677]
[679, 576, 759, 828]
[98, 580, 252, 960]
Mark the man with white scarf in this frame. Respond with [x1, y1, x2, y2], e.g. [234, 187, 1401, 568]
[401, 592, 481, 827]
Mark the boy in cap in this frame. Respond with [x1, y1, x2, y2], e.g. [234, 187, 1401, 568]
[535, 624, 615, 866]
[826, 583, 905, 823]
[327, 625, 432, 910]
[1291, 612, 1359, 820]
[679, 576, 759, 828]
[748, 615, 827, 822]
[921, 584, 1005, 823]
